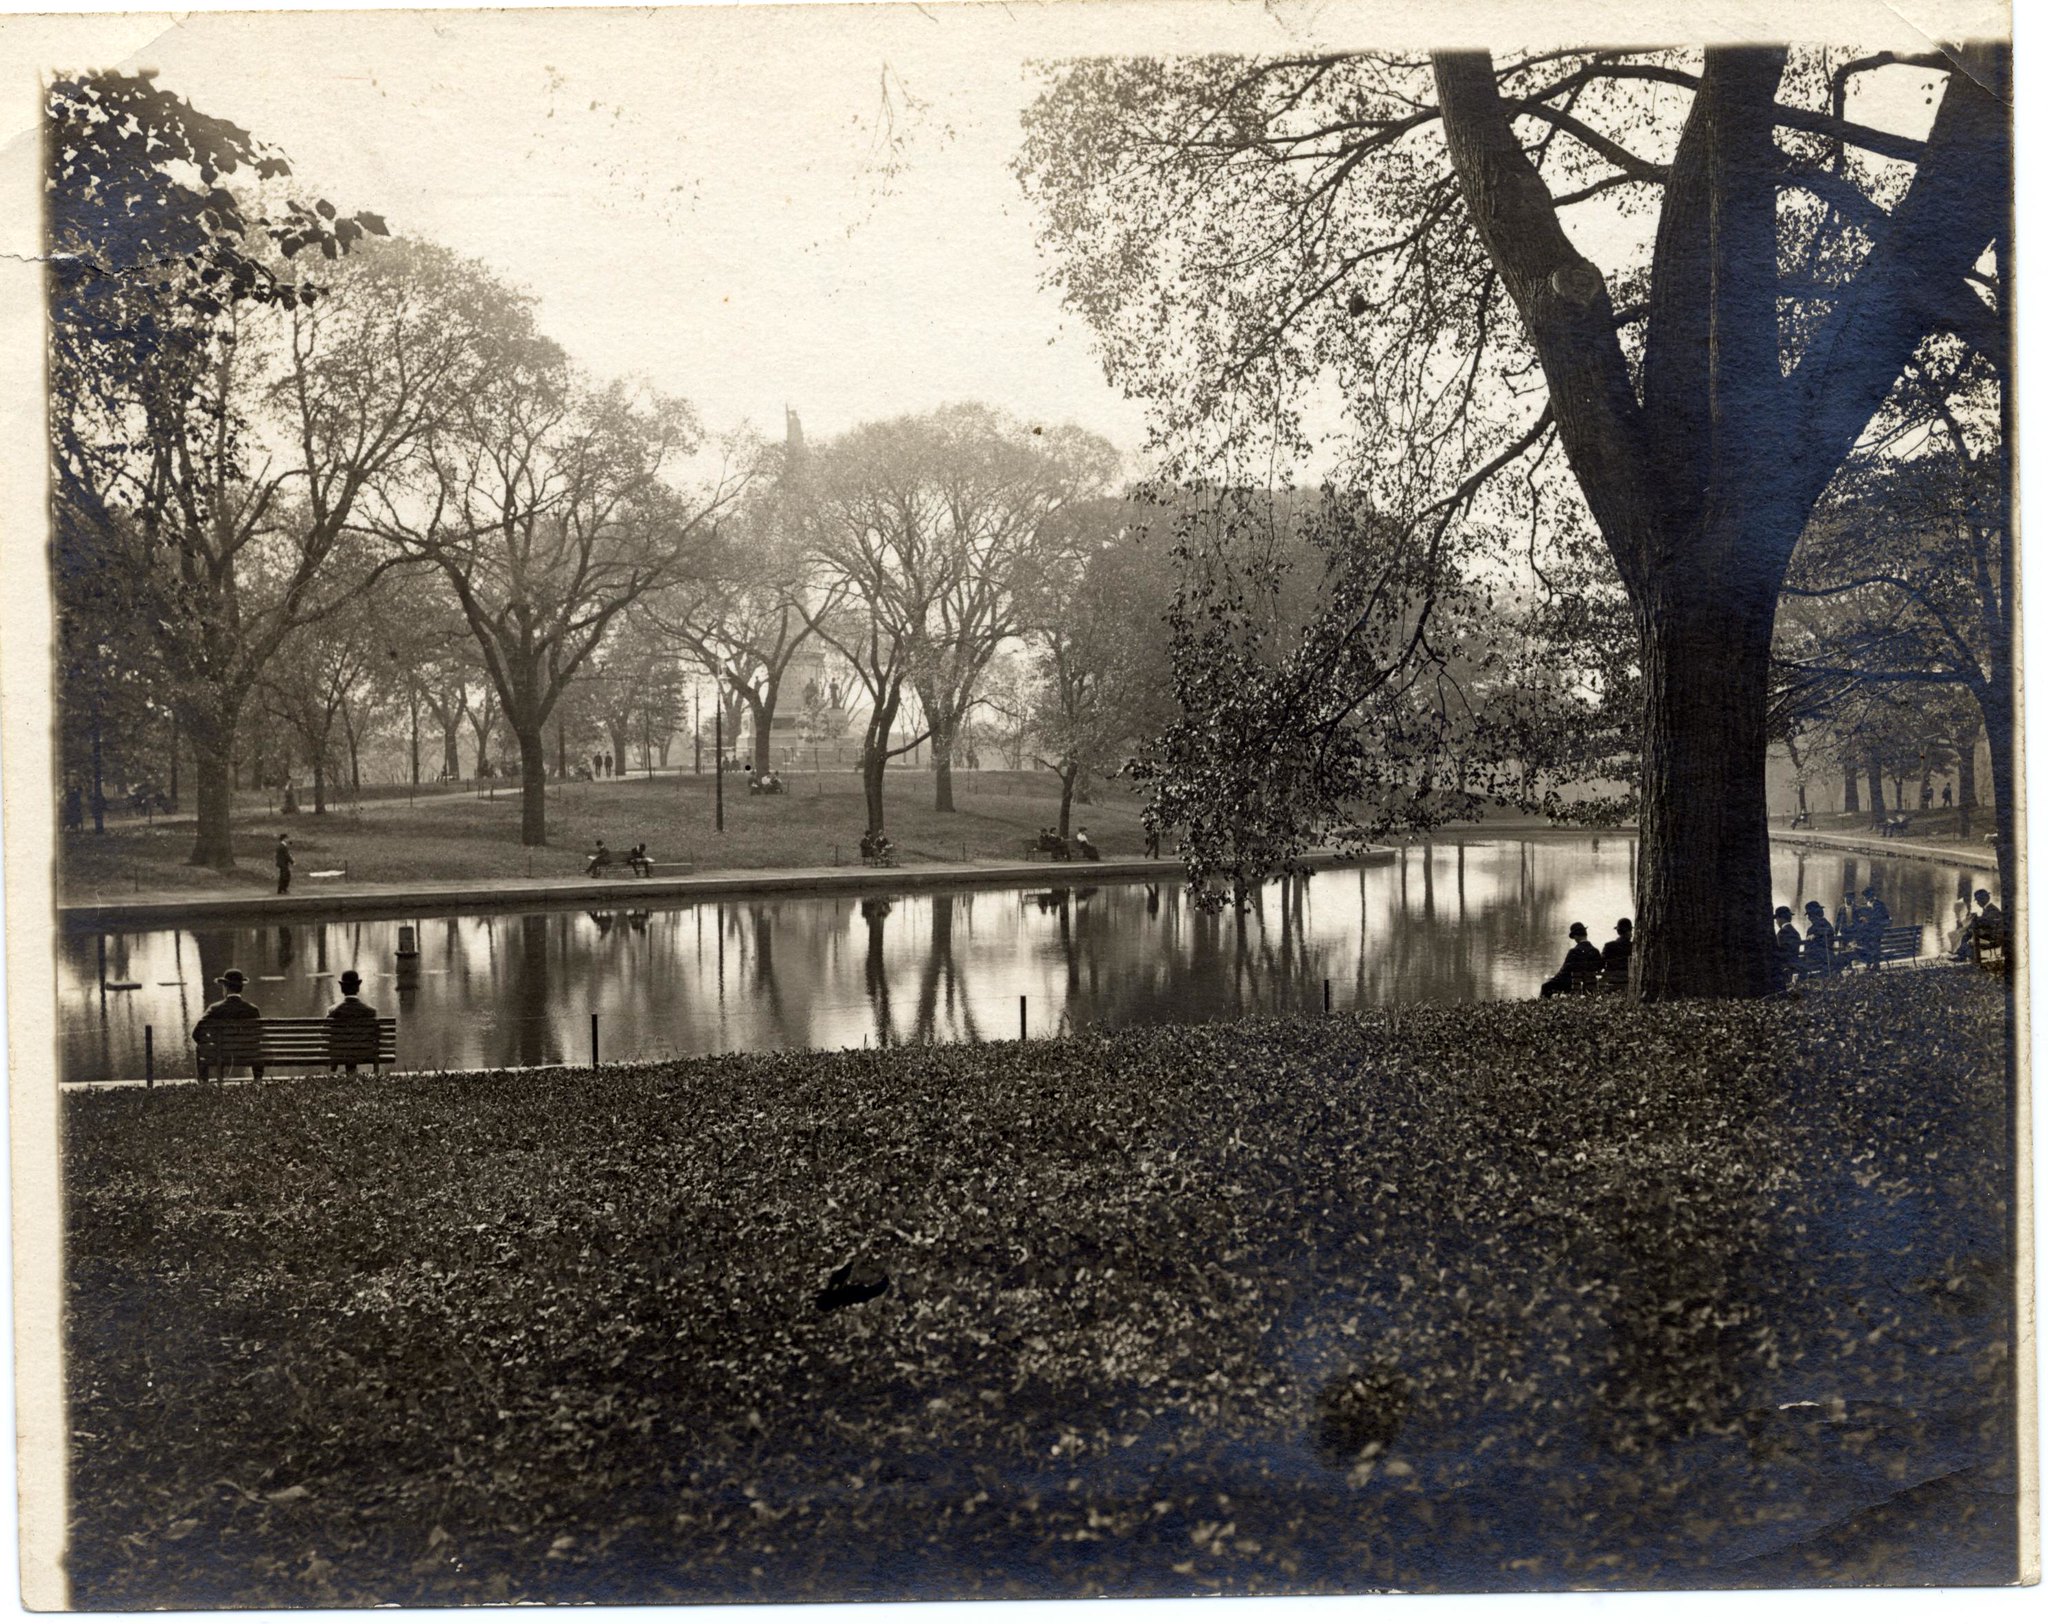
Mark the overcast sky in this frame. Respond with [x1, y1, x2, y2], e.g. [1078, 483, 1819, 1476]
[58, 6, 1159, 455]
[4, 0, 1992, 469]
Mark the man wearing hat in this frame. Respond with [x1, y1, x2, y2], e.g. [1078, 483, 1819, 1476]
[1539, 922, 1603, 998]
[327, 970, 379, 1074]
[275, 833, 294, 895]
[193, 969, 263, 1082]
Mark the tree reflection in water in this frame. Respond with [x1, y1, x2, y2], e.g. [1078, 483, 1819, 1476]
[54, 838, 2005, 1082]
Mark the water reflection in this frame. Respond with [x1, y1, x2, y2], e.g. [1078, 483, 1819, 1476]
[55, 837, 2001, 1084]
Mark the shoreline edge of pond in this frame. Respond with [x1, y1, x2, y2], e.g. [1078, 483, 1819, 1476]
[56, 825, 1997, 933]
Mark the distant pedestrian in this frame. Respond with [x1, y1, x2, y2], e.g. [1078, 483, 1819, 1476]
[274, 834, 294, 895]
[1600, 918, 1633, 985]
[592, 752, 604, 779]
[194, 969, 263, 1082]
[1539, 922, 1602, 998]
[1144, 825, 1160, 859]
[1943, 782, 1955, 808]
[604, 751, 614, 776]
[62, 781, 82, 833]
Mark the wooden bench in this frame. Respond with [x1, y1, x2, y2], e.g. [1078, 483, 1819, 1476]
[1021, 837, 1073, 862]
[195, 1017, 399, 1080]
[1845, 923, 1924, 969]
[1880, 814, 1913, 839]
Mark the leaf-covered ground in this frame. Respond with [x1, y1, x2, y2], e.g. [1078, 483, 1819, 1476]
[64, 969, 2020, 1606]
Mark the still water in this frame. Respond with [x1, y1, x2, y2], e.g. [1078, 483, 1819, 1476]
[58, 836, 1998, 1083]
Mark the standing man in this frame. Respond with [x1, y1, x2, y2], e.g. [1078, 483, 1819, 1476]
[194, 968, 263, 1082]
[275, 833, 294, 895]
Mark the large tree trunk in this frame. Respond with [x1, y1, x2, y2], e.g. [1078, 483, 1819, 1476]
[1980, 682, 2013, 877]
[1631, 597, 1778, 1000]
[1057, 761, 1079, 838]
[860, 691, 899, 833]
[750, 697, 775, 776]
[1864, 752, 1885, 828]
[517, 728, 548, 846]
[1430, 46, 2005, 999]
[311, 753, 328, 815]
[1842, 766, 1860, 816]
[931, 712, 957, 813]
[185, 715, 238, 869]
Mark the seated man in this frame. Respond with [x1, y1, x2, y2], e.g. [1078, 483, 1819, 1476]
[1803, 900, 1837, 974]
[1073, 826, 1102, 861]
[1773, 906, 1805, 983]
[1538, 923, 1603, 998]
[1959, 887, 2005, 960]
[1599, 918, 1633, 986]
[586, 839, 613, 877]
[628, 842, 652, 877]
[193, 968, 263, 1082]
[859, 828, 877, 863]
[326, 969, 379, 1074]
[1856, 886, 1892, 965]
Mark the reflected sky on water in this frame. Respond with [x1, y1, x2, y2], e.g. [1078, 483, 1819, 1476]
[57, 836, 2000, 1083]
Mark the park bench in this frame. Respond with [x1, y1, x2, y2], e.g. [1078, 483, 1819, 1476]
[195, 1016, 399, 1081]
[585, 853, 690, 879]
[860, 839, 900, 868]
[1880, 813, 1913, 838]
[1846, 923, 1924, 969]
[1788, 809, 1813, 829]
[1567, 969, 1623, 996]
[1022, 835, 1073, 861]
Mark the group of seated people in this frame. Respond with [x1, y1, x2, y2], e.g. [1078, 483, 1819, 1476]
[585, 840, 654, 877]
[1775, 886, 1894, 980]
[1538, 918, 1632, 997]
[744, 764, 785, 794]
[191, 966, 380, 1081]
[858, 827, 898, 866]
[1029, 826, 1102, 861]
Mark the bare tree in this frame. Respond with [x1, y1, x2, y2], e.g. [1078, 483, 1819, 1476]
[368, 296, 749, 844]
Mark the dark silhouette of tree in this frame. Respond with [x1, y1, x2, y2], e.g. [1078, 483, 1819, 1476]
[1020, 44, 2008, 996]
[48, 70, 393, 868]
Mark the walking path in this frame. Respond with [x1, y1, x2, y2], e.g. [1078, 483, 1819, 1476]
[59, 847, 1397, 931]
[1770, 825, 1999, 869]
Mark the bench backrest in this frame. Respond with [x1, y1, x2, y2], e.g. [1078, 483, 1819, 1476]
[1873, 924, 1924, 961]
[196, 1017, 399, 1066]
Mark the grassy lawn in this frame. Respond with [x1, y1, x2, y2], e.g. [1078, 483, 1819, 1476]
[64, 970, 2017, 1606]
[58, 769, 1152, 902]
[1782, 806, 2004, 852]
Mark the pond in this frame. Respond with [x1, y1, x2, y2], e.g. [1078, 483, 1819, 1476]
[57, 835, 1999, 1084]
